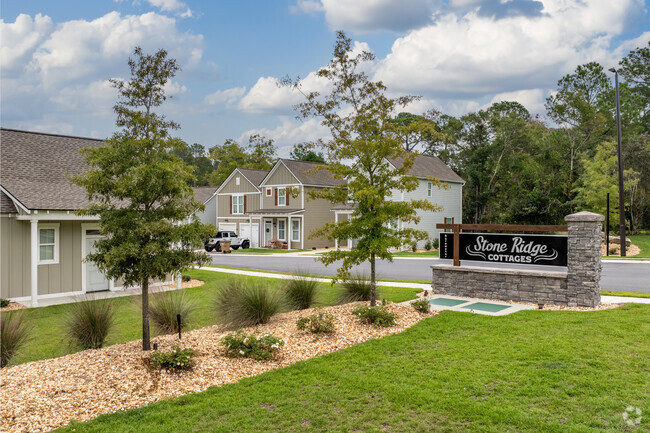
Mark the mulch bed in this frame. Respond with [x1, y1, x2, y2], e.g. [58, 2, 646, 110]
[0, 302, 436, 433]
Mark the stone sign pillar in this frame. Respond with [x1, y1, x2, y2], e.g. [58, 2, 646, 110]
[565, 211, 604, 308]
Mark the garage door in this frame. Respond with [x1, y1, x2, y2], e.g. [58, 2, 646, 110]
[239, 223, 259, 248]
[218, 223, 237, 232]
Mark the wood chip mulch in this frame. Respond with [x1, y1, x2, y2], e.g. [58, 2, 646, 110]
[0, 302, 437, 433]
[0, 303, 27, 312]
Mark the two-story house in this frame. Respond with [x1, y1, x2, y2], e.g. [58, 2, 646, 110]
[215, 159, 345, 249]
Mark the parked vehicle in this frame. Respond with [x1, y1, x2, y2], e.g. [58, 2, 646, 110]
[205, 231, 250, 252]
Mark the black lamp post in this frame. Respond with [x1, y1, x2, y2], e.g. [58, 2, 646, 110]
[608, 67, 626, 256]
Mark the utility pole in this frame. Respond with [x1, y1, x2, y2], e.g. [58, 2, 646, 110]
[608, 67, 626, 256]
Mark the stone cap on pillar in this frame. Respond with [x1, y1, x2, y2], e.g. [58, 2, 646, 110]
[565, 211, 605, 222]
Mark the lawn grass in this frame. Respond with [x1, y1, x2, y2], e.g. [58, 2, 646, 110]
[601, 290, 650, 298]
[7, 270, 419, 366]
[58, 304, 650, 433]
[391, 250, 439, 257]
[603, 234, 650, 259]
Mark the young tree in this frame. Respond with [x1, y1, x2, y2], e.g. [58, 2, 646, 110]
[73, 47, 213, 350]
[208, 134, 277, 185]
[284, 32, 439, 306]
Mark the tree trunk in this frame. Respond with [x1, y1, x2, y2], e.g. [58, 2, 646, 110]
[141, 278, 151, 351]
[370, 253, 376, 307]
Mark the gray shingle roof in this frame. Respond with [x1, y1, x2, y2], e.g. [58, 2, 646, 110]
[238, 168, 269, 187]
[280, 159, 346, 187]
[387, 154, 465, 184]
[192, 186, 218, 204]
[0, 128, 104, 211]
[1, 191, 17, 213]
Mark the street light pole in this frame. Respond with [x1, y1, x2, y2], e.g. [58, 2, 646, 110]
[608, 67, 626, 256]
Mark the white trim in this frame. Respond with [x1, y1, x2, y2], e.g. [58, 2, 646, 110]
[38, 223, 60, 265]
[17, 213, 99, 221]
[232, 194, 244, 214]
[217, 216, 257, 220]
[291, 218, 300, 242]
[217, 192, 260, 196]
[81, 223, 113, 293]
[277, 188, 287, 207]
[263, 183, 301, 188]
[235, 176, 241, 186]
[30, 220, 38, 307]
[0, 186, 30, 214]
[266, 187, 272, 197]
[277, 219, 286, 241]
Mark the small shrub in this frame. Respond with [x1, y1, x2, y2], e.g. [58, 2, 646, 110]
[285, 276, 319, 310]
[150, 345, 195, 370]
[411, 298, 430, 314]
[352, 303, 396, 327]
[0, 298, 9, 308]
[1, 311, 31, 368]
[214, 281, 283, 328]
[182, 274, 191, 282]
[149, 289, 196, 336]
[221, 331, 284, 361]
[608, 247, 618, 255]
[432, 238, 439, 249]
[411, 242, 418, 252]
[424, 240, 432, 251]
[66, 298, 114, 349]
[296, 312, 335, 334]
[340, 273, 372, 303]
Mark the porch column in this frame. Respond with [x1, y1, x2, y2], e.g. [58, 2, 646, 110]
[30, 219, 39, 307]
[176, 271, 182, 290]
[334, 212, 339, 249]
[287, 216, 292, 250]
[249, 217, 253, 247]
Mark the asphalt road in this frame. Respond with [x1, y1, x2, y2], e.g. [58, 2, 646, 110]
[209, 254, 650, 293]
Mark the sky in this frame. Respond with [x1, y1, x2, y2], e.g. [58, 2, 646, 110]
[1, 0, 649, 157]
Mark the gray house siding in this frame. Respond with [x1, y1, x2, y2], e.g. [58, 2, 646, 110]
[195, 194, 217, 227]
[264, 163, 299, 186]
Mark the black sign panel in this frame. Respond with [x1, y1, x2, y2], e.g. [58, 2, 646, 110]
[440, 232, 568, 267]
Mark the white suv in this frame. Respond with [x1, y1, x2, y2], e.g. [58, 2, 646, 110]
[204, 231, 250, 252]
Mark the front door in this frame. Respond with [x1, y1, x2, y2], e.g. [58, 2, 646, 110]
[85, 234, 110, 292]
[264, 221, 273, 247]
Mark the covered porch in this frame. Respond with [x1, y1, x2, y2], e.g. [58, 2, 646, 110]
[246, 209, 305, 250]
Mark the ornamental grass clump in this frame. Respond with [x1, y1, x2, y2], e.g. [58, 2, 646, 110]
[411, 298, 430, 314]
[1, 311, 31, 368]
[214, 281, 283, 328]
[296, 312, 335, 334]
[66, 298, 114, 349]
[339, 273, 372, 304]
[221, 331, 284, 361]
[285, 276, 319, 310]
[352, 302, 396, 327]
[150, 345, 195, 371]
[149, 289, 196, 336]
[0, 298, 9, 308]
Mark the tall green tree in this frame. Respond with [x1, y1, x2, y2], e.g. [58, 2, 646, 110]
[290, 142, 326, 162]
[390, 111, 441, 153]
[285, 32, 439, 306]
[73, 47, 213, 351]
[208, 134, 277, 185]
[174, 142, 216, 186]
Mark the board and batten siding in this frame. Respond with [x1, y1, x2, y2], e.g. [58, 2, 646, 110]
[402, 180, 463, 248]
[302, 187, 337, 249]
[1, 218, 84, 299]
[219, 171, 260, 194]
[264, 163, 300, 186]
[217, 193, 260, 218]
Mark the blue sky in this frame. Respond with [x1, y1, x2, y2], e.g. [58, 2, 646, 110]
[1, 0, 649, 156]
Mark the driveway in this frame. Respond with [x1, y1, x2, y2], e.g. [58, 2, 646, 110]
[208, 254, 650, 293]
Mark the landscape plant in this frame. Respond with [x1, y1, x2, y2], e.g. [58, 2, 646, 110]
[150, 345, 195, 371]
[432, 238, 439, 249]
[1, 311, 31, 367]
[221, 331, 284, 361]
[66, 299, 114, 349]
[296, 312, 335, 334]
[424, 240, 432, 251]
[72, 47, 213, 350]
[0, 298, 9, 308]
[285, 276, 319, 310]
[214, 281, 283, 328]
[410, 298, 430, 314]
[339, 273, 372, 303]
[352, 302, 397, 327]
[285, 32, 439, 306]
[149, 289, 196, 336]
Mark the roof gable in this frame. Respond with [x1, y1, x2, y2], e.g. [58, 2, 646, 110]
[192, 186, 218, 204]
[261, 159, 345, 187]
[0, 191, 17, 213]
[387, 154, 465, 184]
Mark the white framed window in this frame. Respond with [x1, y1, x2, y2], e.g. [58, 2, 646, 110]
[427, 182, 432, 197]
[38, 223, 60, 264]
[232, 195, 244, 214]
[278, 220, 286, 240]
[266, 187, 272, 197]
[235, 177, 241, 186]
[278, 188, 286, 206]
[291, 220, 300, 242]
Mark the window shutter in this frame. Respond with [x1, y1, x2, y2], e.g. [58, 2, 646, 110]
[286, 189, 289, 206]
[230, 195, 233, 214]
[244, 195, 247, 213]
[275, 188, 278, 206]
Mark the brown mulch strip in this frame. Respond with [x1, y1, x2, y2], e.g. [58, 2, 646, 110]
[601, 242, 640, 256]
[0, 303, 27, 312]
[0, 302, 436, 433]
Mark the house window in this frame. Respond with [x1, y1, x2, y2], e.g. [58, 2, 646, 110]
[278, 220, 286, 240]
[39, 224, 59, 264]
[427, 182, 432, 197]
[278, 188, 286, 206]
[236, 177, 240, 186]
[444, 217, 454, 233]
[266, 187, 272, 197]
[232, 195, 244, 214]
[292, 220, 300, 242]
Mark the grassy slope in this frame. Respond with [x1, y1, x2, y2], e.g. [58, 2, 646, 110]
[8, 269, 419, 366]
[59, 304, 650, 433]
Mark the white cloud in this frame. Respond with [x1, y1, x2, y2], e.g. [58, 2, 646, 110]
[487, 88, 548, 115]
[239, 117, 331, 149]
[290, 0, 324, 14]
[204, 86, 247, 106]
[145, 0, 193, 17]
[0, 14, 53, 77]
